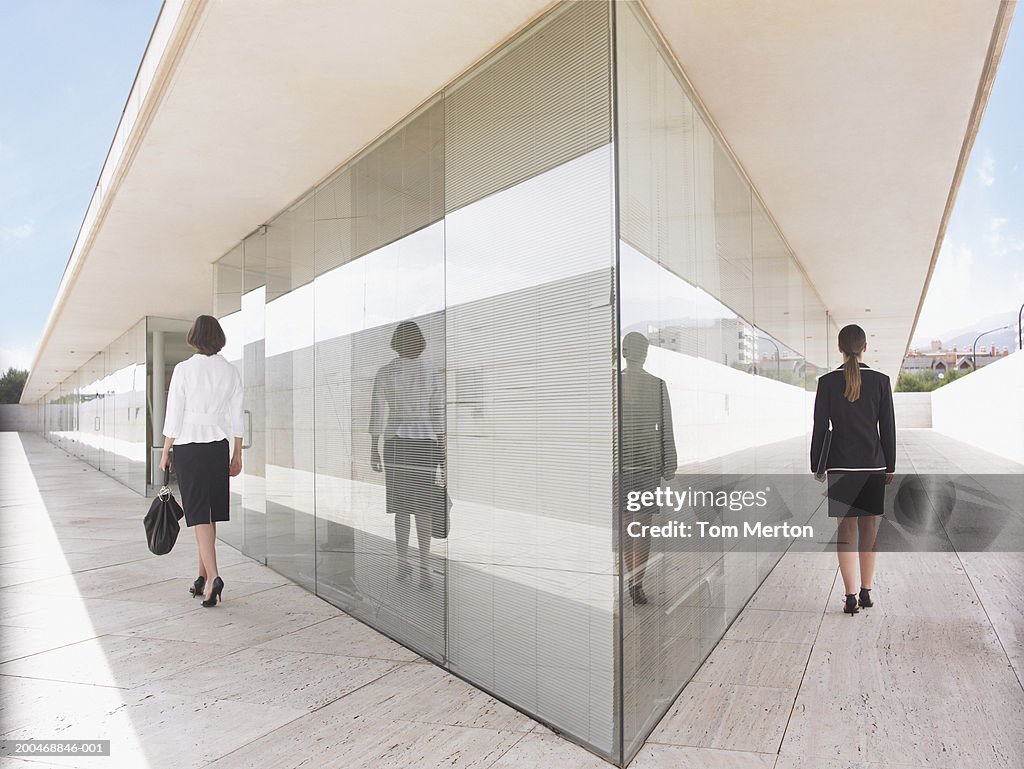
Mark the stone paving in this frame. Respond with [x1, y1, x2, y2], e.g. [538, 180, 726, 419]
[1, 431, 1022, 768]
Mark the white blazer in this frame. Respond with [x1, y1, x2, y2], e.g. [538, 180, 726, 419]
[163, 353, 244, 445]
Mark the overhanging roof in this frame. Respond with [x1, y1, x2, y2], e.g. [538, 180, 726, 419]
[23, 0, 1013, 400]
[643, 0, 1014, 377]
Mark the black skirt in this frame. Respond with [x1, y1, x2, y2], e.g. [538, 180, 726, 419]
[827, 470, 885, 517]
[382, 438, 441, 518]
[173, 439, 230, 526]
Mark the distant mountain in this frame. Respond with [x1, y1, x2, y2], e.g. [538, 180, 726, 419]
[912, 311, 1019, 353]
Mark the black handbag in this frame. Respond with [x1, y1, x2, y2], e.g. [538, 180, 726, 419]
[144, 467, 184, 555]
[427, 464, 451, 539]
[427, 485, 452, 539]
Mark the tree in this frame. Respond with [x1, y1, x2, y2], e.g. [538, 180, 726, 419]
[0, 368, 29, 404]
[896, 368, 967, 393]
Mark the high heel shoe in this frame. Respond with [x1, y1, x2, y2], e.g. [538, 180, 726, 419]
[843, 594, 859, 615]
[189, 576, 206, 598]
[629, 584, 648, 605]
[858, 587, 873, 608]
[201, 576, 224, 607]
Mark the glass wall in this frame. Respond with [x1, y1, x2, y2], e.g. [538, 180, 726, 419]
[41, 320, 149, 495]
[615, 3, 830, 761]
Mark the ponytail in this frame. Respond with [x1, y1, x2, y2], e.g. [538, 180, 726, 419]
[838, 324, 867, 402]
[842, 354, 861, 402]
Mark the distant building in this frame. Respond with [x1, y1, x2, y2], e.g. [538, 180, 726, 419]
[903, 341, 1011, 377]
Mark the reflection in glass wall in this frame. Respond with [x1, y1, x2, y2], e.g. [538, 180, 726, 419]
[444, 0, 615, 752]
[41, 320, 148, 494]
[265, 196, 315, 588]
[243, 231, 267, 562]
[616, 3, 829, 760]
[214, 244, 245, 550]
[312, 96, 447, 660]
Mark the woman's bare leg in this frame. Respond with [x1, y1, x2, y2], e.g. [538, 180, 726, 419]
[857, 516, 880, 589]
[195, 523, 219, 597]
[194, 528, 208, 580]
[837, 516, 859, 595]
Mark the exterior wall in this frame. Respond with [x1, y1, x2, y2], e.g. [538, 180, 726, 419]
[893, 392, 933, 428]
[932, 350, 1024, 464]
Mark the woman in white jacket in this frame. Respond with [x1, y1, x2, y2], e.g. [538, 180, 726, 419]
[159, 315, 244, 607]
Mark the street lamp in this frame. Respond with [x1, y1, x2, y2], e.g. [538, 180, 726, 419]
[754, 332, 781, 379]
[1018, 301, 1023, 351]
[972, 324, 1010, 370]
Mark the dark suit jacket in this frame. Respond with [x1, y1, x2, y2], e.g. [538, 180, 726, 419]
[621, 367, 677, 481]
[810, 363, 896, 473]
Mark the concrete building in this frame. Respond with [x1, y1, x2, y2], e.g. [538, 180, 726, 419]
[903, 343, 1013, 379]
[20, 1, 1014, 765]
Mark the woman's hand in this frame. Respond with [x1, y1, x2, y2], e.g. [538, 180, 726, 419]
[230, 454, 242, 477]
[370, 450, 382, 472]
[884, 472, 894, 486]
[159, 452, 171, 472]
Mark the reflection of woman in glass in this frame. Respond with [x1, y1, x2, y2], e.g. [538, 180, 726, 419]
[621, 332, 677, 605]
[811, 324, 896, 614]
[369, 321, 444, 589]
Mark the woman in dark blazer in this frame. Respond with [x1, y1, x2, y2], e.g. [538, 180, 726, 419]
[811, 324, 896, 614]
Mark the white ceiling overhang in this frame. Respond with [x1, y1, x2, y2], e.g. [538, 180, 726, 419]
[23, 0, 1012, 400]
[643, 0, 1013, 377]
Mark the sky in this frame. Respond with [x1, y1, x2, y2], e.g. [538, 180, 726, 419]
[914, 14, 1024, 341]
[0, 0, 163, 371]
[0, 4, 1021, 374]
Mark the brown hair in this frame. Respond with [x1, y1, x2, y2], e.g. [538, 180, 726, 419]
[838, 324, 867, 402]
[186, 315, 226, 356]
[390, 321, 426, 358]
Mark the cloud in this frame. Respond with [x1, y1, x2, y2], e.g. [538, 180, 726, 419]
[976, 152, 995, 187]
[2, 219, 35, 242]
[0, 345, 34, 371]
[915, 240, 975, 338]
[986, 215, 1024, 258]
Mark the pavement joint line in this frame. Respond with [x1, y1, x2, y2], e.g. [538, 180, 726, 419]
[772, 550, 837, 758]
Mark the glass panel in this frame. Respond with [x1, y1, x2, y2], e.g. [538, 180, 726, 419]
[104, 321, 147, 494]
[265, 195, 316, 589]
[313, 97, 448, 660]
[215, 244, 245, 550]
[243, 230, 267, 562]
[615, 3, 827, 760]
[444, 1, 615, 757]
[148, 317, 193, 492]
[79, 353, 105, 471]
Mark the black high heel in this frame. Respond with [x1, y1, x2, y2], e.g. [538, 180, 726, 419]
[201, 576, 224, 607]
[629, 584, 648, 605]
[189, 576, 206, 598]
[858, 587, 873, 608]
[843, 594, 859, 615]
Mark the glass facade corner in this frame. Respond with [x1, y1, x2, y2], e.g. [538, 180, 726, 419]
[36, 2, 840, 764]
